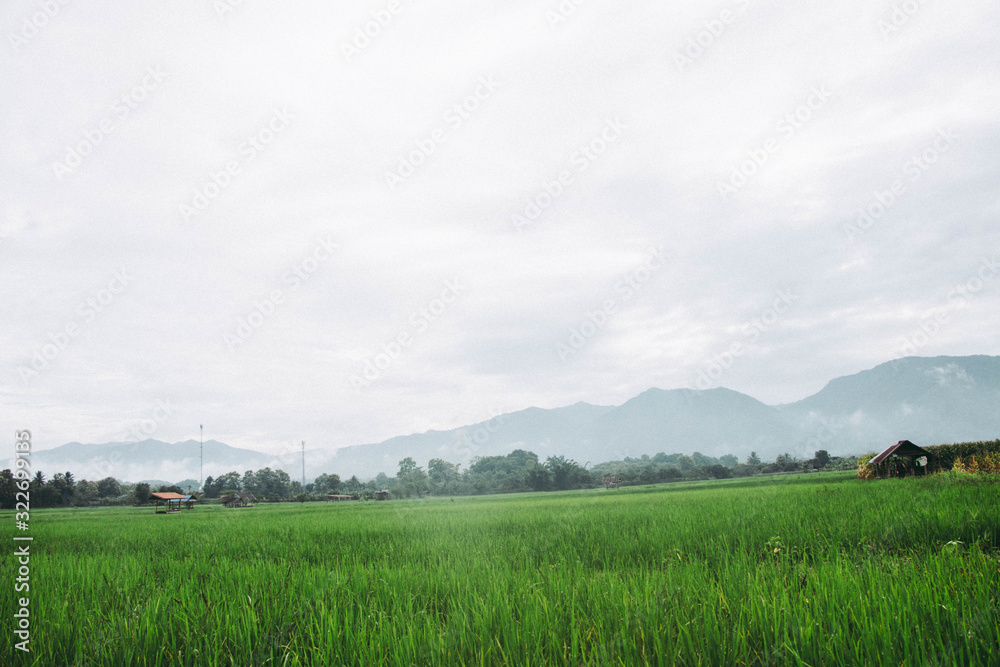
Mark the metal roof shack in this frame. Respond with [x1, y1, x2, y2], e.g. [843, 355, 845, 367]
[870, 440, 932, 465]
[151, 492, 196, 514]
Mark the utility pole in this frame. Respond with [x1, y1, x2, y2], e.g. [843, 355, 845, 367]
[200, 424, 204, 491]
[301, 440, 305, 489]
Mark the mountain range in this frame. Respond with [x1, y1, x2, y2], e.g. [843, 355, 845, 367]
[10, 355, 999, 483]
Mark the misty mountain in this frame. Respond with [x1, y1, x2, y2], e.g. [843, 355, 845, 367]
[326, 401, 616, 478]
[576, 387, 801, 462]
[12, 355, 999, 483]
[12, 439, 274, 485]
[328, 355, 999, 477]
[779, 355, 1000, 453]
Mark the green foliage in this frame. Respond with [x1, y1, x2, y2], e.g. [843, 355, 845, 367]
[703, 464, 733, 479]
[464, 450, 544, 494]
[343, 475, 363, 494]
[767, 453, 802, 473]
[133, 482, 150, 505]
[0, 469, 16, 509]
[97, 476, 121, 498]
[954, 451, 1000, 474]
[544, 455, 589, 491]
[5, 472, 998, 665]
[313, 473, 341, 495]
[718, 454, 739, 468]
[591, 450, 774, 487]
[427, 458, 461, 495]
[247, 467, 292, 499]
[396, 457, 429, 498]
[525, 463, 551, 491]
[203, 472, 241, 498]
[928, 439, 1000, 470]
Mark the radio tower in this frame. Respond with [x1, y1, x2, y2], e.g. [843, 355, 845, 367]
[301, 440, 306, 488]
[200, 424, 204, 490]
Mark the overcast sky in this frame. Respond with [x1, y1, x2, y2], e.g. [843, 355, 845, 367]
[2, 1, 998, 455]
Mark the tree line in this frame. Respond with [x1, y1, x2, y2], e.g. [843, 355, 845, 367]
[0, 470, 187, 509]
[0, 449, 857, 509]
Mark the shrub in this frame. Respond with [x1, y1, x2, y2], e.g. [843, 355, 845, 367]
[953, 451, 1000, 474]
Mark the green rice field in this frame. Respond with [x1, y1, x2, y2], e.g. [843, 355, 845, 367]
[4, 471, 999, 666]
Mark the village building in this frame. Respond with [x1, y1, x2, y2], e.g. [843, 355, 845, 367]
[151, 492, 196, 513]
[869, 440, 933, 476]
[325, 494, 359, 501]
[222, 491, 257, 508]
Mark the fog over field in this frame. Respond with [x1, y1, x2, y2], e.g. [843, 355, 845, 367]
[2, 2, 998, 462]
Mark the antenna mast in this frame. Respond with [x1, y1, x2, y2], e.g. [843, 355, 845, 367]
[301, 440, 306, 488]
[200, 424, 204, 490]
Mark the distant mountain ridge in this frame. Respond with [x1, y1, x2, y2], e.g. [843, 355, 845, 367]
[780, 354, 1000, 450]
[9, 355, 999, 482]
[13, 439, 280, 485]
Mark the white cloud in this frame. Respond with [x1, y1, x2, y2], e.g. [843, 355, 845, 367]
[1, 0, 998, 456]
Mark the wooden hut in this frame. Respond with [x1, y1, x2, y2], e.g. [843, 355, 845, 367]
[151, 492, 196, 513]
[325, 494, 359, 502]
[222, 491, 257, 508]
[869, 440, 933, 475]
[374, 489, 390, 501]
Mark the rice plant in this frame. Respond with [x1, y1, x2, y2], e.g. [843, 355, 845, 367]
[3, 471, 998, 665]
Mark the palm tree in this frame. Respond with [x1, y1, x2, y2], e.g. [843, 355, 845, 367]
[546, 455, 572, 490]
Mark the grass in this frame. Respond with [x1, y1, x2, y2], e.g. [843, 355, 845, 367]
[3, 471, 999, 665]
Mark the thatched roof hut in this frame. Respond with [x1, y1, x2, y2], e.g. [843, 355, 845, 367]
[222, 491, 257, 508]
